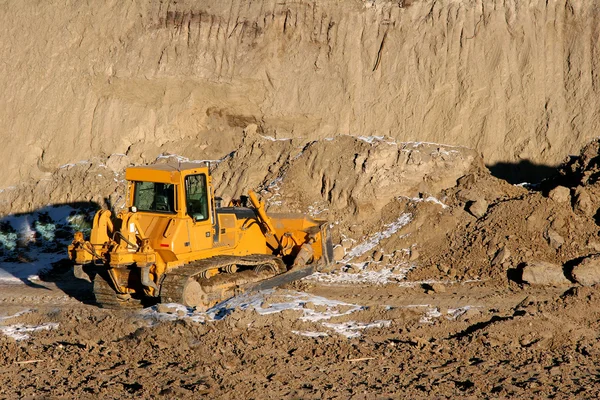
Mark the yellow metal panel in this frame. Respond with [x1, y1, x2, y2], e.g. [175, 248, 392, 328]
[220, 214, 236, 229]
[126, 168, 181, 184]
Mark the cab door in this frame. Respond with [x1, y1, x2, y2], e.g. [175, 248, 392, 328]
[184, 174, 213, 252]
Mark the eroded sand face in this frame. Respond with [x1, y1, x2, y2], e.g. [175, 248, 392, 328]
[2, 0, 600, 188]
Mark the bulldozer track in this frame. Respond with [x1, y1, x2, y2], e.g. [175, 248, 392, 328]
[160, 255, 286, 306]
[93, 271, 143, 310]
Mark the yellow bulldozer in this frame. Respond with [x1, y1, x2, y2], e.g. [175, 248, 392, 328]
[68, 162, 333, 309]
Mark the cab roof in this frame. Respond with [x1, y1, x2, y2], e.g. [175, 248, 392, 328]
[125, 162, 210, 183]
[128, 162, 210, 172]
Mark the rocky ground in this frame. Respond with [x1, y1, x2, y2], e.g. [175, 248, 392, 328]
[3, 138, 600, 397]
[1, 266, 600, 398]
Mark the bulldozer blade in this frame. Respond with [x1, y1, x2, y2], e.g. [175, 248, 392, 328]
[245, 264, 316, 293]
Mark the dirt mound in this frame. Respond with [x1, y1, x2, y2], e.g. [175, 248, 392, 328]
[0, 160, 125, 216]
[212, 135, 480, 233]
[0, 135, 480, 266]
[406, 138, 600, 283]
[4, 134, 600, 290]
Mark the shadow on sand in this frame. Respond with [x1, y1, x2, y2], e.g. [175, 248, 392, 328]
[0, 201, 102, 304]
[487, 159, 561, 185]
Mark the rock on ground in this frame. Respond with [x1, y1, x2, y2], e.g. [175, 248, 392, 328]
[521, 261, 571, 286]
[548, 186, 570, 203]
[467, 199, 488, 218]
[572, 255, 600, 286]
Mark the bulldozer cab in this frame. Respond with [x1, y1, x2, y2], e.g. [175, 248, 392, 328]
[126, 163, 214, 219]
[123, 163, 217, 253]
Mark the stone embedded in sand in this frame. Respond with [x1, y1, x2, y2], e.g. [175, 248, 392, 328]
[333, 245, 345, 261]
[105, 154, 130, 173]
[346, 264, 362, 274]
[573, 255, 600, 286]
[491, 247, 510, 267]
[431, 283, 446, 293]
[587, 241, 600, 252]
[545, 229, 565, 249]
[372, 250, 383, 262]
[467, 199, 488, 218]
[457, 174, 476, 189]
[548, 186, 571, 203]
[341, 238, 354, 250]
[573, 187, 595, 216]
[409, 249, 420, 261]
[437, 264, 450, 274]
[521, 261, 571, 286]
[243, 123, 259, 137]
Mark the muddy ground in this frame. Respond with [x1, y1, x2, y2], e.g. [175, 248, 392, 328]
[1, 264, 600, 398]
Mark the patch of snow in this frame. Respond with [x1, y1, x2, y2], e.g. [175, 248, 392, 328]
[0, 323, 59, 341]
[398, 195, 448, 209]
[143, 303, 206, 324]
[259, 135, 291, 142]
[357, 136, 385, 144]
[401, 304, 481, 324]
[155, 153, 223, 164]
[342, 213, 412, 262]
[262, 178, 285, 208]
[306, 264, 415, 285]
[292, 149, 306, 160]
[214, 290, 363, 322]
[434, 148, 461, 157]
[516, 182, 539, 190]
[0, 252, 64, 285]
[419, 307, 442, 324]
[322, 320, 391, 338]
[446, 306, 481, 320]
[307, 203, 329, 217]
[58, 160, 91, 169]
[266, 176, 283, 189]
[141, 289, 390, 338]
[0, 310, 31, 322]
[292, 330, 329, 338]
[401, 141, 467, 150]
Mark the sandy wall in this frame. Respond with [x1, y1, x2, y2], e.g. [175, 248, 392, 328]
[1, 0, 599, 188]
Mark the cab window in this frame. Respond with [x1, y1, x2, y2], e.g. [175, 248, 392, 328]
[133, 182, 176, 213]
[185, 174, 209, 221]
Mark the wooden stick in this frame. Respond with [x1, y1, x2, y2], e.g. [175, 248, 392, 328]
[15, 359, 44, 365]
[347, 357, 376, 362]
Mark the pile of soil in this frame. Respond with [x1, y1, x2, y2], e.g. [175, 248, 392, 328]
[408, 139, 600, 283]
